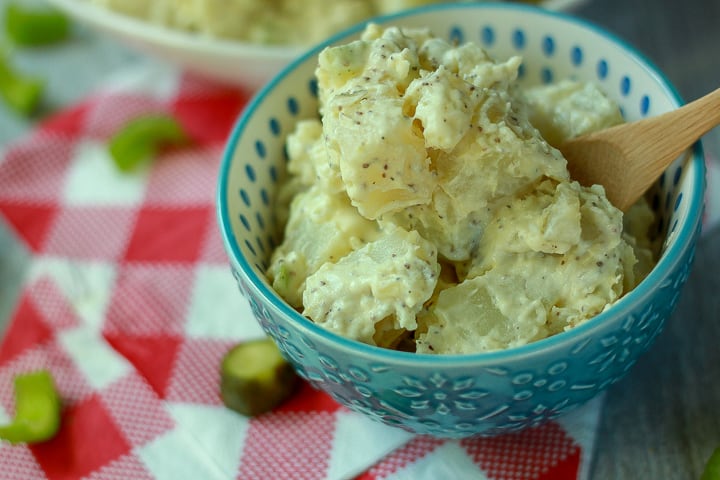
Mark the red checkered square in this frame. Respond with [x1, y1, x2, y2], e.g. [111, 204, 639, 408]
[0, 202, 59, 252]
[0, 135, 77, 202]
[103, 334, 182, 399]
[0, 292, 54, 366]
[43, 206, 136, 260]
[37, 100, 94, 138]
[460, 422, 580, 480]
[173, 71, 239, 97]
[99, 373, 175, 446]
[30, 393, 132, 480]
[123, 206, 213, 263]
[171, 80, 248, 145]
[82, 93, 167, 140]
[199, 224, 230, 265]
[237, 412, 337, 480]
[164, 338, 235, 405]
[104, 264, 195, 336]
[142, 146, 220, 206]
[275, 382, 343, 414]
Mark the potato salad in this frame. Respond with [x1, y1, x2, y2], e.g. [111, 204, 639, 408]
[267, 24, 657, 354]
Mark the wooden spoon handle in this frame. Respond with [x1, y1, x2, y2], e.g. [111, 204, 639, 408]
[563, 87, 720, 211]
[621, 87, 720, 164]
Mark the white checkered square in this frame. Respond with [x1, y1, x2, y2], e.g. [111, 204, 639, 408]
[184, 264, 265, 340]
[59, 326, 131, 391]
[100, 63, 181, 102]
[328, 411, 414, 480]
[28, 257, 118, 332]
[62, 140, 149, 207]
[167, 403, 249, 478]
[137, 427, 227, 480]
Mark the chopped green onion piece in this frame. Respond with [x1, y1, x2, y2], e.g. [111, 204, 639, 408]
[4, 3, 70, 47]
[0, 370, 61, 445]
[0, 52, 44, 116]
[109, 115, 188, 172]
[702, 447, 720, 480]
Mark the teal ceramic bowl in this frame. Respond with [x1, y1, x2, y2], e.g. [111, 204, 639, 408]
[217, 3, 705, 437]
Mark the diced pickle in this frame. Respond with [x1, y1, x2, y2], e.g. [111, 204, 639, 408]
[108, 114, 187, 172]
[0, 370, 61, 444]
[220, 337, 300, 416]
[4, 3, 70, 47]
[0, 52, 44, 116]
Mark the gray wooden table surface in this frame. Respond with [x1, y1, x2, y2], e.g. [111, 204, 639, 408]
[1, 0, 719, 478]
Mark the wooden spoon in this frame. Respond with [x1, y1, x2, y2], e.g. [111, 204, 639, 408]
[560, 87, 720, 211]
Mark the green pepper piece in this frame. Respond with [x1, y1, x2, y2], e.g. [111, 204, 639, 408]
[109, 115, 188, 172]
[702, 447, 720, 480]
[0, 52, 44, 116]
[4, 3, 70, 47]
[0, 370, 61, 445]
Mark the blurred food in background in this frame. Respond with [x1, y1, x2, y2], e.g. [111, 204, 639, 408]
[85, 0, 542, 45]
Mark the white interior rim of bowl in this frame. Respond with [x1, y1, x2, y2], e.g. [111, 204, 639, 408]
[218, 3, 706, 365]
[47, 0, 306, 58]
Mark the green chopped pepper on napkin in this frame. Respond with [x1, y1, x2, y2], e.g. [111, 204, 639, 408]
[0, 370, 61, 445]
[4, 3, 70, 47]
[0, 51, 44, 116]
[109, 114, 188, 172]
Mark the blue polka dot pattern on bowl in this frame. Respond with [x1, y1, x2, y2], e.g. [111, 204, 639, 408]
[309, 79, 319, 98]
[269, 118, 281, 136]
[254, 140, 266, 159]
[449, 26, 464, 44]
[571, 46, 583, 66]
[239, 188, 250, 207]
[542, 35, 555, 57]
[621, 76, 631, 96]
[287, 97, 299, 116]
[512, 28, 526, 49]
[597, 59, 609, 79]
[481, 25, 495, 46]
[641, 95, 651, 116]
[541, 67, 553, 84]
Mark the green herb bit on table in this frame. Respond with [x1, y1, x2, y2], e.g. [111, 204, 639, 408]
[0, 51, 44, 116]
[4, 3, 70, 47]
[0, 370, 61, 445]
[220, 337, 300, 417]
[109, 115, 188, 172]
[702, 447, 720, 480]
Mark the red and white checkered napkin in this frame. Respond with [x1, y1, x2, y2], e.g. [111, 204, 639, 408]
[0, 64, 714, 480]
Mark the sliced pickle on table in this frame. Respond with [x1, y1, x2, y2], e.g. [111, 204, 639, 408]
[220, 337, 300, 416]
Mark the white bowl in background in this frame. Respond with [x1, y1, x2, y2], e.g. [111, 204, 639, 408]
[46, 0, 589, 90]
